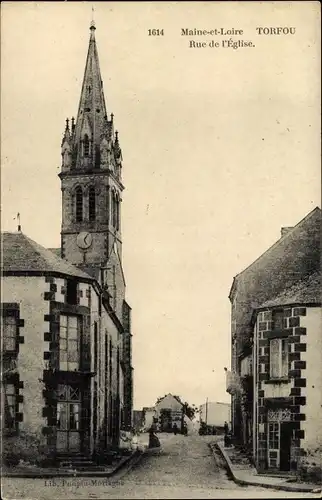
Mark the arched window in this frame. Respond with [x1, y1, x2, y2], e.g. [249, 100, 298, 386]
[75, 187, 83, 222]
[89, 186, 96, 222]
[116, 197, 120, 231]
[112, 192, 117, 228]
[83, 134, 90, 157]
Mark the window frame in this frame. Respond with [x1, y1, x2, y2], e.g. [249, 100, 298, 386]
[88, 186, 96, 222]
[4, 382, 17, 431]
[267, 422, 280, 469]
[59, 315, 81, 372]
[75, 187, 83, 223]
[83, 134, 90, 157]
[269, 337, 289, 380]
[272, 309, 284, 331]
[2, 312, 17, 353]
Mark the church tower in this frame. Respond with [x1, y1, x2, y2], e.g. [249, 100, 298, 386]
[59, 21, 125, 317]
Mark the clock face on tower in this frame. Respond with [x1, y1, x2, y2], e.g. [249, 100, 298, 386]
[76, 231, 93, 250]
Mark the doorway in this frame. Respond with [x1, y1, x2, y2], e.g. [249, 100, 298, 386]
[280, 422, 292, 471]
[56, 384, 82, 453]
[267, 421, 292, 471]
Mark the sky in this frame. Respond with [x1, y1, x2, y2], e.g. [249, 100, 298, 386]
[1, 2, 320, 410]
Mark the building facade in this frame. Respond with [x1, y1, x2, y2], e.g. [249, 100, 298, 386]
[253, 272, 321, 473]
[199, 401, 231, 429]
[1, 232, 121, 460]
[2, 22, 133, 464]
[226, 207, 321, 476]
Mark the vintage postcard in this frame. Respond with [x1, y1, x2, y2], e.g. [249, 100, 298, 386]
[1, 1, 321, 499]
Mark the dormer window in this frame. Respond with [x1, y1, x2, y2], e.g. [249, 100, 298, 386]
[66, 279, 78, 305]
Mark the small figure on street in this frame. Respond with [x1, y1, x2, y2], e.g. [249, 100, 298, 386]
[224, 421, 231, 447]
[149, 423, 161, 449]
[183, 422, 188, 436]
[173, 422, 178, 435]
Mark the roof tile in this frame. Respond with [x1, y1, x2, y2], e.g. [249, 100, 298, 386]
[2, 232, 92, 280]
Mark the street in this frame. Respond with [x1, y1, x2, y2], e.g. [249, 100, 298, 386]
[2, 434, 319, 499]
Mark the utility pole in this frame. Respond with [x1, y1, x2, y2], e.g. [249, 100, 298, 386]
[205, 397, 208, 426]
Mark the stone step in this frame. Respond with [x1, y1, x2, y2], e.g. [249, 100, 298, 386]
[60, 461, 94, 467]
[60, 464, 108, 471]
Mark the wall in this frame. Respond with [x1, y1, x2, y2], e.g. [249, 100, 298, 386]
[300, 307, 322, 448]
[199, 402, 231, 427]
[254, 305, 322, 472]
[2, 276, 49, 441]
[155, 395, 182, 413]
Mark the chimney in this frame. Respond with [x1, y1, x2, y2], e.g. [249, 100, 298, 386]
[281, 227, 293, 238]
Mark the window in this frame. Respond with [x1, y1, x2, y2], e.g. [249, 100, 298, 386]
[268, 422, 279, 449]
[66, 279, 78, 305]
[112, 192, 117, 227]
[83, 134, 90, 157]
[267, 422, 280, 468]
[75, 187, 83, 222]
[94, 321, 98, 373]
[116, 198, 120, 231]
[3, 314, 17, 352]
[89, 187, 96, 221]
[269, 338, 288, 379]
[59, 315, 80, 371]
[272, 310, 284, 330]
[4, 383, 16, 429]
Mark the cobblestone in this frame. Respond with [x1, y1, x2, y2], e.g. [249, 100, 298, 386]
[2, 434, 319, 499]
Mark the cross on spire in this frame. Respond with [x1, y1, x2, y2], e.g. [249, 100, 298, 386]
[90, 6, 96, 31]
[16, 212, 21, 232]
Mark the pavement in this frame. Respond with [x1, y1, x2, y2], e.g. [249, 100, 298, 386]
[215, 439, 321, 494]
[2, 442, 146, 479]
[2, 433, 320, 499]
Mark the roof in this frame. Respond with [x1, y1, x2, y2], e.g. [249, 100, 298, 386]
[48, 247, 61, 258]
[2, 231, 92, 280]
[259, 271, 321, 308]
[229, 207, 321, 300]
[156, 393, 184, 407]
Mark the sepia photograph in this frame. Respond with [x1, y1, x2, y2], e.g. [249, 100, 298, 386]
[1, 1, 321, 498]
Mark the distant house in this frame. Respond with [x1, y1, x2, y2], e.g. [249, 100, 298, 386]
[155, 394, 186, 432]
[199, 401, 231, 429]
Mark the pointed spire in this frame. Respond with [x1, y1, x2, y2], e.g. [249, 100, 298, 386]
[62, 117, 71, 144]
[72, 20, 108, 169]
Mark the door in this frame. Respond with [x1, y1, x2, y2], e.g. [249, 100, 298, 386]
[267, 422, 280, 468]
[280, 422, 292, 471]
[56, 384, 82, 453]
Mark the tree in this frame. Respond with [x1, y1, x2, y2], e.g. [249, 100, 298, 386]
[173, 395, 196, 420]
